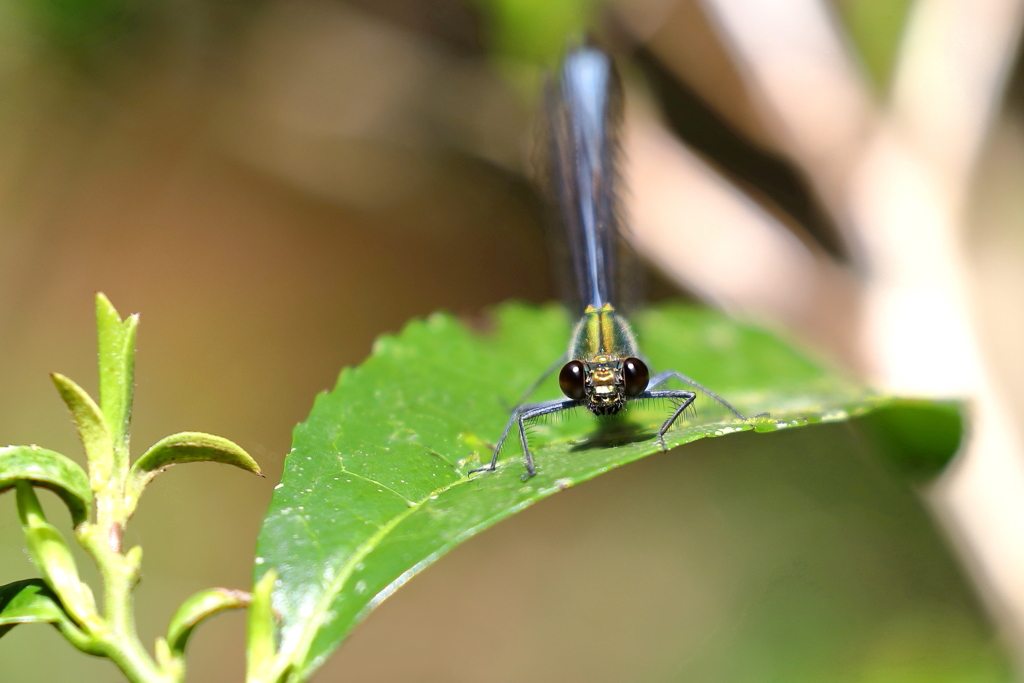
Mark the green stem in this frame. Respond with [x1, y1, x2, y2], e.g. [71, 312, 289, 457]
[101, 555, 165, 682]
[77, 529, 175, 683]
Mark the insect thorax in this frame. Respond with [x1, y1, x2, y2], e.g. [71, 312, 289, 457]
[567, 304, 639, 416]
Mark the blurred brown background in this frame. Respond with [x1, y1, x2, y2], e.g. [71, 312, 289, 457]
[1, 0, 1023, 681]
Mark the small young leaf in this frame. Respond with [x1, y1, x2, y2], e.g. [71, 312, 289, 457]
[126, 432, 261, 509]
[246, 569, 280, 683]
[0, 446, 92, 526]
[16, 483, 98, 627]
[133, 432, 260, 476]
[95, 293, 137, 463]
[254, 303, 962, 681]
[50, 373, 114, 490]
[166, 587, 251, 656]
[0, 579, 69, 637]
[154, 637, 176, 676]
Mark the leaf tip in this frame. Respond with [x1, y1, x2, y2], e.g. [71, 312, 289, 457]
[95, 292, 119, 320]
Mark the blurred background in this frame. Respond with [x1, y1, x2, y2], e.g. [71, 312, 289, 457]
[1, 0, 1024, 681]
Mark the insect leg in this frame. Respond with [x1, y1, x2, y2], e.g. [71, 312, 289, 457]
[634, 389, 696, 450]
[470, 402, 544, 475]
[469, 398, 576, 477]
[517, 399, 579, 480]
[648, 370, 751, 420]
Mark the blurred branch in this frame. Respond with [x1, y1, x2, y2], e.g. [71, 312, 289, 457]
[624, 91, 860, 364]
[854, 0, 1024, 663]
[697, 0, 876, 229]
[891, 0, 1024, 204]
[621, 0, 1024, 661]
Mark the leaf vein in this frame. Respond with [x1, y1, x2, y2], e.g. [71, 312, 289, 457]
[425, 449, 459, 471]
[280, 473, 469, 674]
[337, 467, 416, 506]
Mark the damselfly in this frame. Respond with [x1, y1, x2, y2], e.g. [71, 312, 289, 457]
[471, 45, 754, 481]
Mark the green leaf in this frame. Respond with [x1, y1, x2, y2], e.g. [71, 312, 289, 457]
[50, 373, 113, 491]
[16, 483, 99, 628]
[166, 587, 251, 657]
[126, 432, 262, 510]
[95, 292, 137, 465]
[254, 303, 959, 681]
[860, 399, 964, 482]
[0, 579, 69, 637]
[0, 446, 92, 526]
[246, 569, 281, 683]
[0, 578, 97, 654]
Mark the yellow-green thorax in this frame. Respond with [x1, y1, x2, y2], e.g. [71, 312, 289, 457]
[566, 304, 641, 415]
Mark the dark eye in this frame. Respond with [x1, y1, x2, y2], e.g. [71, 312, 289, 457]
[622, 357, 649, 397]
[558, 360, 586, 401]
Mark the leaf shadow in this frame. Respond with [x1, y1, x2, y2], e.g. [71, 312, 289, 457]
[567, 416, 657, 453]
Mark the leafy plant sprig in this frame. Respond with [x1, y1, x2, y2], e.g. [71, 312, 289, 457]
[0, 294, 264, 683]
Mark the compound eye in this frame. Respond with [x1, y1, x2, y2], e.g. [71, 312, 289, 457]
[558, 360, 587, 401]
[622, 357, 649, 397]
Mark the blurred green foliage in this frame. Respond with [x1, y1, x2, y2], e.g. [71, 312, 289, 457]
[834, 0, 915, 91]
[17, 0, 151, 63]
[470, 0, 606, 65]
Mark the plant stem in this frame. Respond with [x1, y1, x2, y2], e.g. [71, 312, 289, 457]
[78, 528, 174, 683]
[101, 558, 166, 682]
